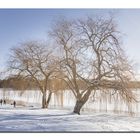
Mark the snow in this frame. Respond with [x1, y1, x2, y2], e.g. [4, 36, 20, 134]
[0, 89, 140, 132]
[0, 105, 140, 132]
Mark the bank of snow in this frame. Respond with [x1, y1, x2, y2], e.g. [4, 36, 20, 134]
[0, 105, 140, 132]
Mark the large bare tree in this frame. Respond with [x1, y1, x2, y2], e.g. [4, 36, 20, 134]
[50, 17, 137, 114]
[8, 41, 59, 108]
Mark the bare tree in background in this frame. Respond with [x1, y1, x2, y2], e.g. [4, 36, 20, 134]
[8, 41, 59, 108]
[50, 17, 137, 114]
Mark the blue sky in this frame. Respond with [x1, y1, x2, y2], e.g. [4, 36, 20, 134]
[0, 9, 140, 74]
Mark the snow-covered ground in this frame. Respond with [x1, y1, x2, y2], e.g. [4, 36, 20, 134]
[0, 105, 140, 132]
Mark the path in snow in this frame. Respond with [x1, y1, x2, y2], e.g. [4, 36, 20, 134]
[0, 105, 140, 132]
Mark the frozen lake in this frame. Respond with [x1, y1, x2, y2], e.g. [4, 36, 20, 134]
[0, 105, 140, 132]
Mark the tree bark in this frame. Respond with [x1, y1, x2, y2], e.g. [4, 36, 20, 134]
[46, 91, 52, 108]
[42, 92, 48, 108]
[42, 91, 52, 108]
[73, 89, 91, 115]
[73, 100, 86, 115]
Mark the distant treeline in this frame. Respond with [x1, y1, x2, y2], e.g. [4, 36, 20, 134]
[0, 77, 38, 90]
[0, 77, 86, 90]
[0, 77, 140, 90]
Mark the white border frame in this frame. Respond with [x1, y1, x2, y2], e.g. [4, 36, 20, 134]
[0, 0, 140, 8]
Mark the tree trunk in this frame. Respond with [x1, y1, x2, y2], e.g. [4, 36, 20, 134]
[46, 91, 52, 108]
[73, 89, 91, 115]
[42, 92, 48, 108]
[42, 91, 52, 108]
[73, 100, 86, 115]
